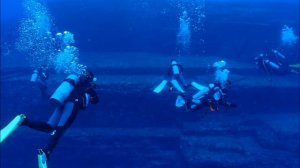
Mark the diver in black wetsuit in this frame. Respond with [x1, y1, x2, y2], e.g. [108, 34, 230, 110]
[166, 60, 189, 90]
[22, 71, 99, 158]
[176, 60, 236, 112]
[196, 83, 235, 112]
[180, 82, 236, 112]
[255, 49, 299, 75]
[153, 60, 189, 93]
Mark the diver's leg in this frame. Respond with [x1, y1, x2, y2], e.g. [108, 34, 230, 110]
[43, 102, 79, 158]
[42, 126, 65, 158]
[21, 108, 63, 137]
[22, 117, 55, 133]
[176, 74, 188, 88]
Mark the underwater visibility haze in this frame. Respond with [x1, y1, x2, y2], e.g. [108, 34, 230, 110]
[1, 0, 299, 167]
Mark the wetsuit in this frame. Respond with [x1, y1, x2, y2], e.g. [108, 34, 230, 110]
[255, 52, 290, 74]
[22, 76, 99, 158]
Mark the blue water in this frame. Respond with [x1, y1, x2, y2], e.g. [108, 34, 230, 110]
[1, 0, 299, 168]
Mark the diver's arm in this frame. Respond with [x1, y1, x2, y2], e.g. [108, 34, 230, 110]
[73, 87, 99, 109]
[86, 87, 99, 104]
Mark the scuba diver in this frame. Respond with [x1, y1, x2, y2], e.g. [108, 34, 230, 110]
[212, 60, 231, 89]
[176, 82, 236, 112]
[153, 60, 189, 94]
[176, 60, 236, 112]
[30, 66, 51, 98]
[0, 71, 99, 166]
[255, 49, 299, 75]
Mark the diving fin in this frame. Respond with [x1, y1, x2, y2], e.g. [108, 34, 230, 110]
[38, 149, 48, 168]
[192, 82, 209, 100]
[171, 79, 185, 93]
[289, 63, 300, 68]
[153, 80, 168, 93]
[191, 82, 207, 91]
[175, 95, 186, 107]
[0, 114, 26, 143]
[192, 88, 209, 100]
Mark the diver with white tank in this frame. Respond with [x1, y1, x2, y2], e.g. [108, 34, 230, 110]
[255, 49, 299, 75]
[0, 70, 99, 166]
[153, 59, 189, 94]
[176, 60, 236, 112]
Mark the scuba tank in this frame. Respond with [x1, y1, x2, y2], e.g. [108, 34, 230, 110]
[0, 114, 26, 143]
[49, 74, 80, 107]
[30, 70, 39, 82]
[264, 60, 280, 70]
[272, 49, 286, 59]
[171, 61, 180, 75]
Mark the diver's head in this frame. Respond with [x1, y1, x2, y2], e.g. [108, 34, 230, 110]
[85, 71, 94, 82]
[81, 71, 97, 83]
[208, 83, 215, 89]
[171, 60, 178, 65]
[213, 60, 226, 69]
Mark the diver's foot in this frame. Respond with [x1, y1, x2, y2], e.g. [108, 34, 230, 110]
[38, 149, 48, 168]
[19, 114, 27, 126]
[39, 148, 51, 160]
[175, 95, 186, 107]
